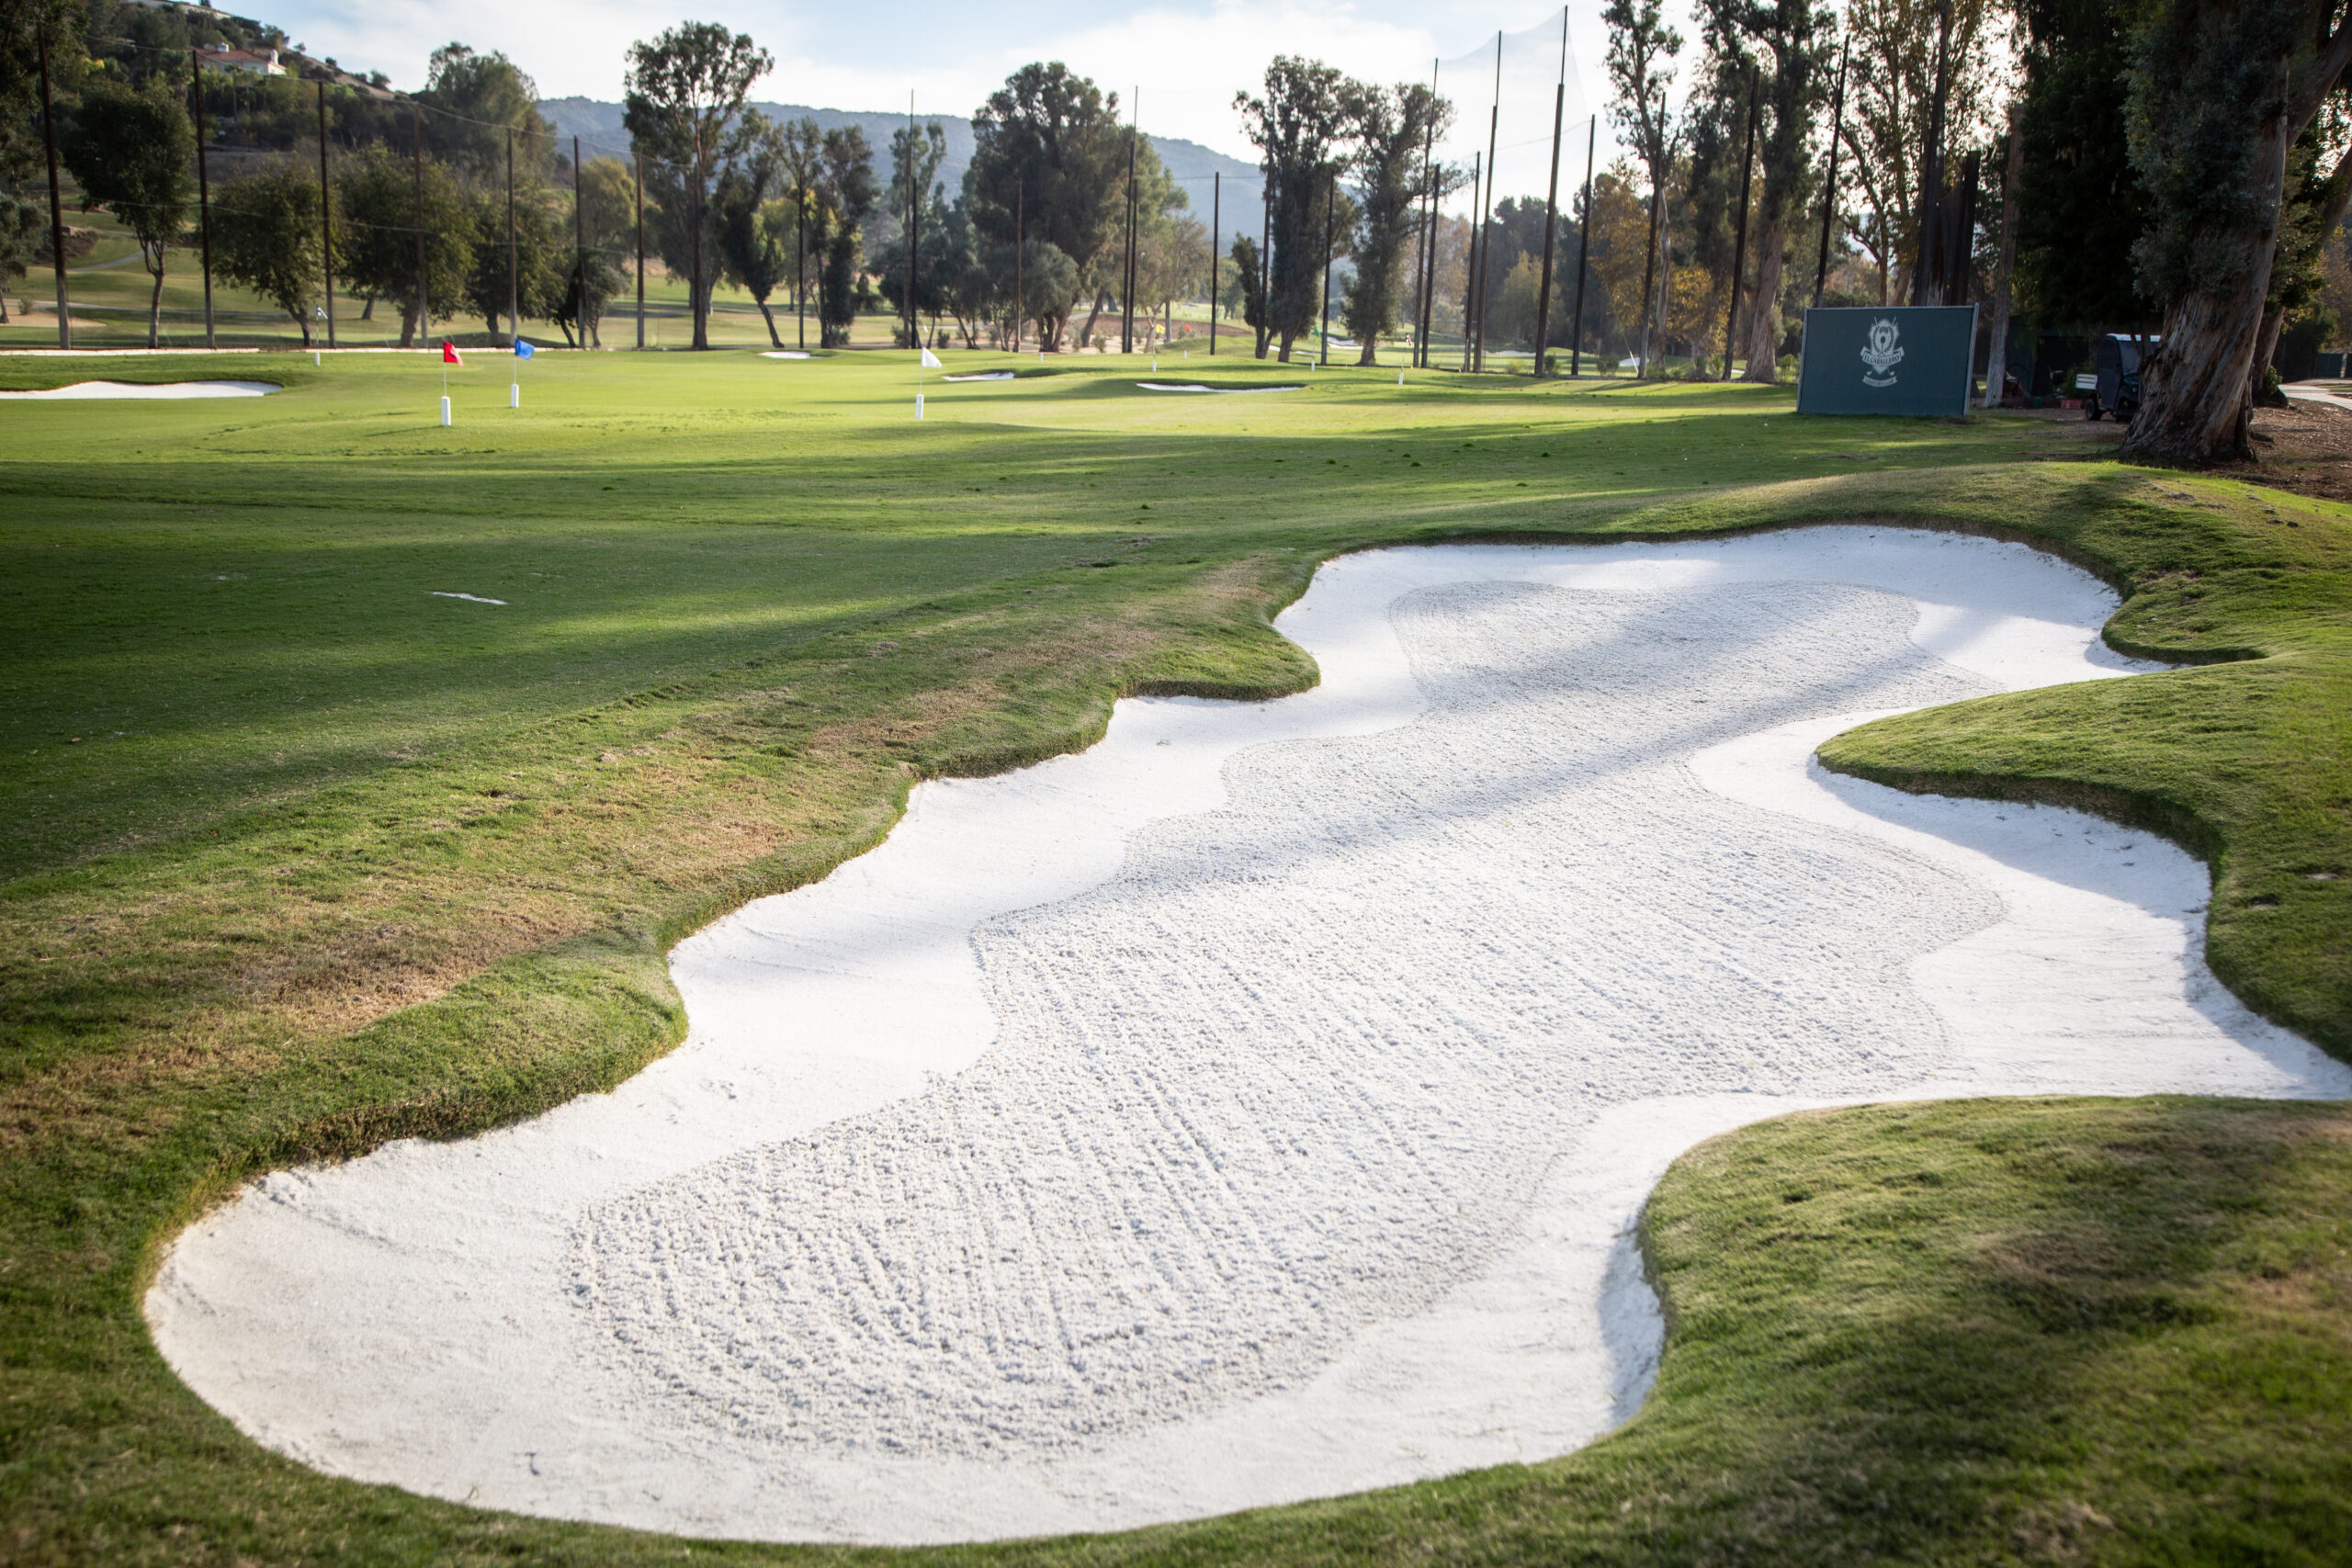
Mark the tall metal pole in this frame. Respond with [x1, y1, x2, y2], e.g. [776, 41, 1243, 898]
[1473, 32, 1501, 373]
[635, 151, 646, 349]
[412, 106, 427, 344]
[1317, 177, 1335, 366]
[192, 49, 217, 349]
[1413, 57, 1440, 368]
[1569, 116, 1596, 377]
[690, 128, 706, 348]
[796, 192, 807, 348]
[1813, 39, 1849, 307]
[1208, 171, 1219, 355]
[1722, 71, 1759, 380]
[1460, 152, 1480, 371]
[37, 23, 67, 349]
[1012, 185, 1023, 351]
[318, 83, 336, 349]
[1532, 13, 1569, 378]
[505, 128, 519, 346]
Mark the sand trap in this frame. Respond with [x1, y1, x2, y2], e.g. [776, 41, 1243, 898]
[942, 370, 1016, 381]
[430, 592, 505, 605]
[0, 379, 278, 399]
[149, 529, 2352, 1545]
[758, 350, 814, 360]
[1136, 381, 1303, 393]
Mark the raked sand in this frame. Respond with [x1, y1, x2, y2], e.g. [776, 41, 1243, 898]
[0, 379, 278, 399]
[148, 530, 2352, 1544]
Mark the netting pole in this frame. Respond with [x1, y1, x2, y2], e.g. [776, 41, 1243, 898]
[1012, 185, 1023, 351]
[1473, 32, 1500, 374]
[318, 83, 336, 349]
[1413, 57, 1438, 368]
[192, 49, 216, 349]
[1122, 92, 1138, 354]
[635, 152, 646, 349]
[1460, 152, 1479, 371]
[1723, 70, 1758, 380]
[1569, 116, 1595, 377]
[1258, 180, 1271, 360]
[37, 23, 66, 349]
[905, 93, 918, 350]
[1532, 13, 1568, 378]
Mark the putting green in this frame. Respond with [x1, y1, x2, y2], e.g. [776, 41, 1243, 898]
[3, 348, 2348, 1562]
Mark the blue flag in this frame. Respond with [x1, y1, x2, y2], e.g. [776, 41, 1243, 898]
[514, 340, 536, 359]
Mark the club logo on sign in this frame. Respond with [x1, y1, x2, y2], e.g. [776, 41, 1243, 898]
[1860, 318, 1905, 387]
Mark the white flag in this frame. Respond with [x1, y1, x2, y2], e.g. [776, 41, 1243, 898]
[920, 346, 942, 369]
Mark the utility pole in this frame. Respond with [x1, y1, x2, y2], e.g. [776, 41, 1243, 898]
[1814, 40, 1849, 307]
[1259, 179, 1272, 359]
[1474, 32, 1501, 372]
[906, 93, 919, 349]
[1532, 15, 1569, 378]
[318, 82, 336, 349]
[573, 135, 587, 347]
[1012, 185, 1023, 351]
[1570, 117, 1596, 376]
[193, 49, 217, 349]
[1208, 171, 1219, 355]
[411, 106, 426, 344]
[690, 126, 706, 348]
[37, 22, 67, 349]
[635, 151, 647, 349]
[1722, 70, 1759, 380]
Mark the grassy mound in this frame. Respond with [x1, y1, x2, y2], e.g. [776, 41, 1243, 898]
[2, 351, 2346, 1561]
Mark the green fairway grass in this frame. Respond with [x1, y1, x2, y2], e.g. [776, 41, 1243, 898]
[3, 347, 2348, 1562]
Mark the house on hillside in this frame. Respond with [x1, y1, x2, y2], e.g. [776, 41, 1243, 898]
[196, 42, 285, 76]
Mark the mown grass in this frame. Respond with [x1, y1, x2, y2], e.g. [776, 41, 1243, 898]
[2, 348, 2348, 1563]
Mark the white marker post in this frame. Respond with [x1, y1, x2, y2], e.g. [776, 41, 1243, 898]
[440, 396, 451, 427]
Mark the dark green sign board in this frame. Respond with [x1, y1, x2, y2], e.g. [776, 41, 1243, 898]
[1796, 305, 1978, 416]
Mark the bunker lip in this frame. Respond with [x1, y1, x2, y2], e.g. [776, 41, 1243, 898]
[0, 379, 280, 399]
[146, 529, 2352, 1547]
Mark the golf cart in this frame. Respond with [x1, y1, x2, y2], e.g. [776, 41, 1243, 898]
[2072, 333, 2157, 421]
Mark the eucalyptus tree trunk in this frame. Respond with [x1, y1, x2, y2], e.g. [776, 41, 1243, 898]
[2121, 80, 2288, 466]
[1740, 217, 1787, 381]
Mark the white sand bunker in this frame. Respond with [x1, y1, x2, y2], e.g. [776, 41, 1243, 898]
[150, 531, 2352, 1545]
[0, 379, 277, 399]
[942, 369, 1016, 381]
[1136, 381, 1302, 392]
[758, 350, 814, 359]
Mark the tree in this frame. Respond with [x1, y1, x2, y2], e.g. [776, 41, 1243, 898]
[996, 235, 1077, 347]
[1237, 57, 1366, 361]
[417, 43, 552, 181]
[712, 112, 791, 344]
[1606, 0, 1684, 375]
[803, 124, 877, 347]
[964, 63, 1130, 350]
[880, 118, 948, 344]
[1840, 0, 2001, 306]
[555, 253, 618, 347]
[213, 160, 325, 345]
[1343, 80, 1451, 364]
[459, 183, 563, 344]
[622, 21, 773, 350]
[2012, 0, 2149, 331]
[59, 79, 191, 347]
[334, 146, 469, 345]
[1229, 233, 1271, 355]
[1697, 0, 1836, 381]
[2121, 0, 2352, 464]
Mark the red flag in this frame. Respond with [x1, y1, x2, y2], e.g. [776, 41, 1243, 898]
[441, 342, 463, 366]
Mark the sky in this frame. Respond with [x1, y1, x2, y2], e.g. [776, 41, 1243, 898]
[259, 0, 1685, 209]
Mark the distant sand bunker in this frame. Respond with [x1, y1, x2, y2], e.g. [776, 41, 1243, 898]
[0, 380, 278, 399]
[150, 532, 2352, 1546]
